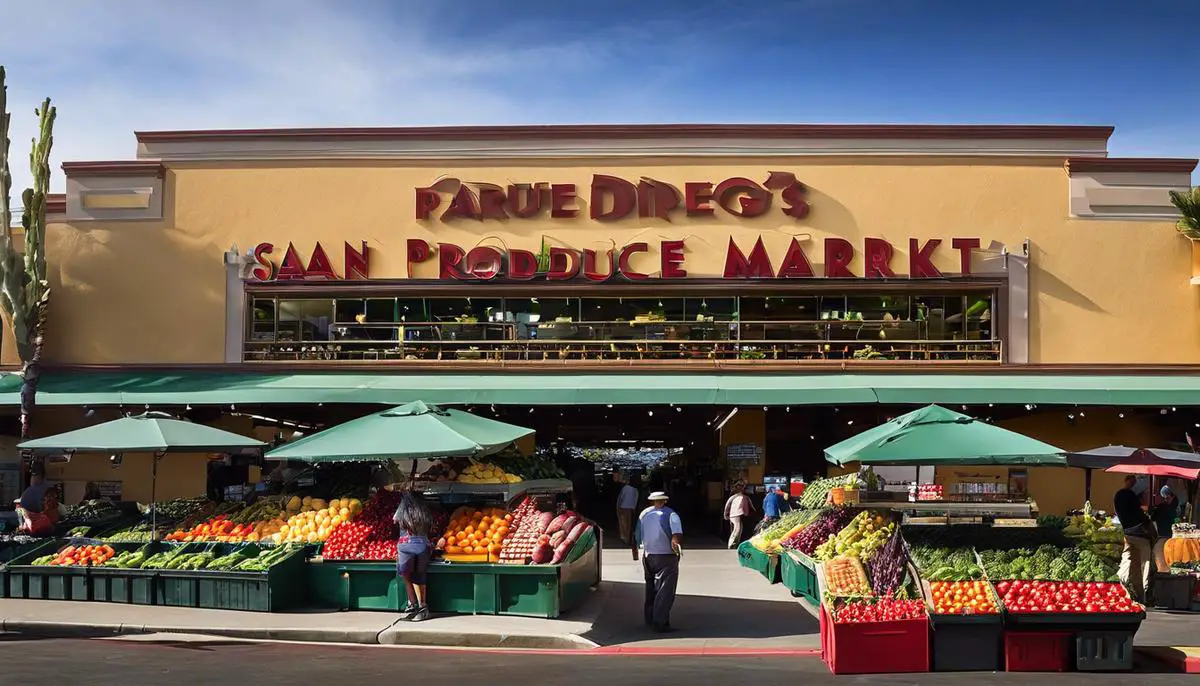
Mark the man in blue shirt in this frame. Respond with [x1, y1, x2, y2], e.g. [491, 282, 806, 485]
[634, 491, 682, 633]
[762, 486, 791, 527]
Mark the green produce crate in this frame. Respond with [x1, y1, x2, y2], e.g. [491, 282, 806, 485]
[195, 546, 309, 612]
[781, 551, 818, 603]
[310, 532, 602, 618]
[737, 540, 780, 584]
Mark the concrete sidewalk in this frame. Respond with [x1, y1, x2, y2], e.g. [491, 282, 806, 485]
[0, 546, 817, 651]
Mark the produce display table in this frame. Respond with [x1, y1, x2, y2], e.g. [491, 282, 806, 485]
[307, 532, 600, 618]
[780, 550, 817, 603]
[737, 540, 780, 584]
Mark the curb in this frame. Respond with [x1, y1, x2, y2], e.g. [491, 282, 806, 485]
[0, 619, 594, 651]
[1136, 646, 1200, 673]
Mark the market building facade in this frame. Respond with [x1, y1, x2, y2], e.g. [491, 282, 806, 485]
[1, 123, 1197, 516]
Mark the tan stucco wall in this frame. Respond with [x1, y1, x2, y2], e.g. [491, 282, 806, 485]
[40, 156, 1198, 365]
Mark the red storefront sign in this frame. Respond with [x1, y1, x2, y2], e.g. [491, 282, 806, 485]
[414, 172, 811, 222]
[251, 241, 370, 281]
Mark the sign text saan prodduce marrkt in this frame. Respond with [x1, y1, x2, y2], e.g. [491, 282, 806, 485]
[248, 172, 982, 282]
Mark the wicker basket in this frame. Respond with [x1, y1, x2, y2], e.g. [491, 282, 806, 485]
[842, 488, 861, 504]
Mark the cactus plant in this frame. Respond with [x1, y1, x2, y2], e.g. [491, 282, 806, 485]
[0, 66, 56, 439]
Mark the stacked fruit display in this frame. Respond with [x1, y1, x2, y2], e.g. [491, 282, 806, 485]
[783, 507, 856, 555]
[320, 490, 402, 560]
[274, 496, 362, 544]
[499, 498, 553, 563]
[823, 556, 871, 596]
[832, 598, 926, 623]
[814, 510, 894, 562]
[751, 510, 820, 553]
[436, 506, 511, 561]
[540, 512, 593, 565]
[995, 580, 1142, 614]
[929, 581, 1000, 615]
[30, 544, 115, 566]
[1063, 502, 1123, 561]
[454, 459, 524, 485]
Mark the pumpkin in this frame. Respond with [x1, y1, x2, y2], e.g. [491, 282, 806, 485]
[1164, 537, 1200, 565]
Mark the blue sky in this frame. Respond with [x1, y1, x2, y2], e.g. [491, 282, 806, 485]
[2, 0, 1197, 192]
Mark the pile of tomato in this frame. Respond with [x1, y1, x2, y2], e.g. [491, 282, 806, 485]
[832, 598, 926, 623]
[930, 580, 999, 614]
[996, 580, 1142, 614]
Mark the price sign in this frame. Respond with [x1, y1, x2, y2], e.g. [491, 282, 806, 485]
[726, 443, 762, 465]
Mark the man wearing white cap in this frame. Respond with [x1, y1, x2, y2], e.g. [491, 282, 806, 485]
[634, 491, 683, 632]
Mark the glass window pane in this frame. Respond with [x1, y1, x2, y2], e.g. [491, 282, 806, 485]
[278, 299, 334, 341]
[335, 299, 365, 324]
[250, 298, 276, 341]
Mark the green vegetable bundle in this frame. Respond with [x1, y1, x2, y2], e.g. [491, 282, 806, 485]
[980, 544, 1117, 582]
[910, 546, 984, 581]
[233, 544, 300, 571]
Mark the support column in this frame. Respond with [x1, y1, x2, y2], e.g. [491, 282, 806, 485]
[223, 245, 249, 364]
[1004, 242, 1031, 364]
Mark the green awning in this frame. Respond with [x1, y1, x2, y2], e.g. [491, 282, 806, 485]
[0, 370, 1197, 407]
[824, 404, 1066, 466]
[265, 401, 534, 462]
[19, 411, 265, 454]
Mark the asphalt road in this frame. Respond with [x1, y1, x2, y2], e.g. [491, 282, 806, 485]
[0, 636, 1183, 685]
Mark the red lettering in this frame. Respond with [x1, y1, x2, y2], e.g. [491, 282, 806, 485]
[660, 240, 687, 278]
[637, 178, 680, 220]
[684, 182, 714, 216]
[952, 238, 980, 274]
[824, 238, 855, 278]
[344, 241, 369, 280]
[406, 239, 430, 278]
[551, 184, 578, 218]
[780, 183, 810, 219]
[251, 243, 274, 281]
[304, 242, 337, 280]
[723, 237, 775, 278]
[863, 238, 896, 278]
[507, 249, 538, 280]
[583, 249, 614, 282]
[464, 246, 502, 280]
[415, 187, 440, 220]
[714, 178, 771, 217]
[591, 175, 636, 221]
[506, 184, 545, 218]
[438, 243, 467, 279]
[477, 185, 509, 220]
[777, 238, 815, 278]
[617, 243, 650, 280]
[908, 239, 942, 278]
[276, 243, 307, 280]
[441, 186, 480, 220]
[547, 247, 581, 280]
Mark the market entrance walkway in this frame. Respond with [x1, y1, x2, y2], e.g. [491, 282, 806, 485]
[585, 543, 819, 648]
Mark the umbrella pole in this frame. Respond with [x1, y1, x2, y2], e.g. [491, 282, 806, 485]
[1085, 468, 1093, 503]
[151, 451, 164, 541]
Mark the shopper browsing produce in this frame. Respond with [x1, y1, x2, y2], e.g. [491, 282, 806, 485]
[761, 485, 791, 527]
[394, 490, 433, 622]
[1114, 475, 1156, 603]
[14, 473, 52, 535]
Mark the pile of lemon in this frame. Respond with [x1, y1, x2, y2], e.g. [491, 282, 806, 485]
[455, 460, 524, 485]
[272, 496, 363, 544]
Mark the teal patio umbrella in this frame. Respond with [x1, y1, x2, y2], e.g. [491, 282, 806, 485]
[824, 404, 1066, 467]
[19, 412, 266, 536]
[265, 400, 533, 462]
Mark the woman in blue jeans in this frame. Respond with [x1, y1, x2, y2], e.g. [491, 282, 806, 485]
[394, 490, 434, 621]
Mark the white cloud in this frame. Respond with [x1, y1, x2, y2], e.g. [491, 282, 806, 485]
[0, 0, 656, 194]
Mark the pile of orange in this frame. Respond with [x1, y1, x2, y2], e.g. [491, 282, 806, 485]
[930, 580, 1000, 614]
[436, 507, 512, 559]
[48, 544, 115, 566]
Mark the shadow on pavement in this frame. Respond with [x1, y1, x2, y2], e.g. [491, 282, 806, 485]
[583, 579, 818, 646]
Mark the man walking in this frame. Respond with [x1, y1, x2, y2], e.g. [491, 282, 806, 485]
[634, 491, 682, 633]
[723, 481, 754, 549]
[1114, 475, 1157, 604]
[616, 474, 639, 544]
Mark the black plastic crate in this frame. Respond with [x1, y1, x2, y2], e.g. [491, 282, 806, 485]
[930, 614, 1004, 672]
[1076, 630, 1135, 672]
[1153, 574, 1194, 611]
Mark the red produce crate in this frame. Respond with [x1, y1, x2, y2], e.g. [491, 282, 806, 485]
[1004, 631, 1071, 672]
[822, 605, 930, 675]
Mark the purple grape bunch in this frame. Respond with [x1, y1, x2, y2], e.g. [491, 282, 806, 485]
[785, 507, 856, 555]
